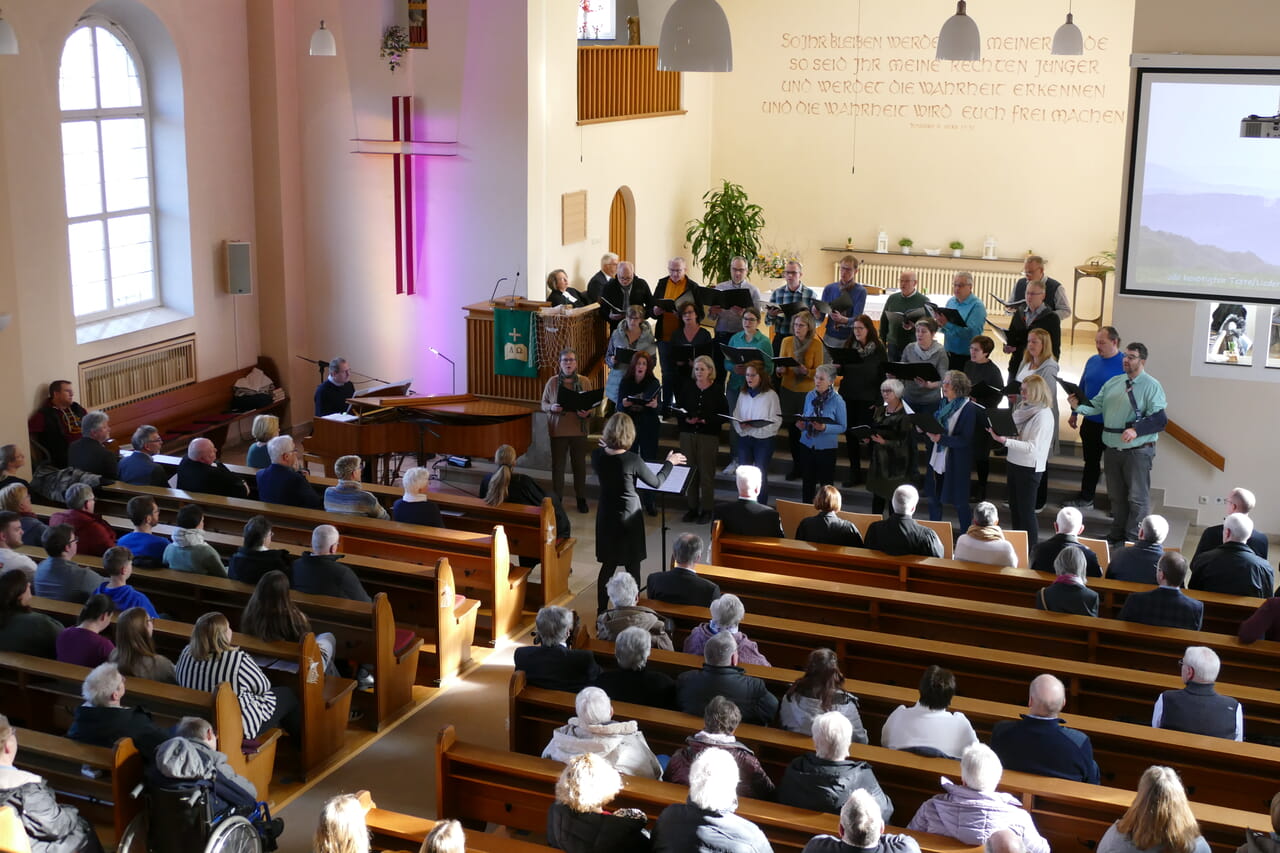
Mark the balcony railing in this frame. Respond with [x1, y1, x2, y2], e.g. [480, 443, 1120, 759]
[578, 46, 684, 124]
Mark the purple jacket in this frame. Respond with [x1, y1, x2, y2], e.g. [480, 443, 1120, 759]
[683, 624, 771, 666]
[907, 779, 1049, 853]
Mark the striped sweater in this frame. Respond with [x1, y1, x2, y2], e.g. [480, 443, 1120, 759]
[176, 646, 276, 739]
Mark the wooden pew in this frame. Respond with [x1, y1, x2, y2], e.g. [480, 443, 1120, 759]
[709, 526, 1260, 636]
[0, 805, 28, 853]
[0, 654, 277, 798]
[94, 483, 528, 642]
[640, 565, 1280, 689]
[775, 500, 956, 558]
[13, 729, 143, 842]
[365, 808, 557, 852]
[435, 725, 982, 853]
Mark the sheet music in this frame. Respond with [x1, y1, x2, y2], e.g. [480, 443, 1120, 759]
[636, 461, 693, 495]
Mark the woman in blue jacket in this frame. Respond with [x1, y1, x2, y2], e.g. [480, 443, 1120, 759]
[795, 364, 847, 505]
[925, 370, 979, 531]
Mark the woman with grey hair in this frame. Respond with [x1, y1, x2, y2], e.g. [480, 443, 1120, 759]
[866, 378, 914, 516]
[923, 370, 978, 531]
[542, 686, 661, 779]
[908, 743, 1049, 853]
[595, 568, 672, 650]
[514, 605, 601, 693]
[802, 788, 921, 853]
[682, 593, 770, 666]
[66, 662, 170, 758]
[1036, 547, 1098, 616]
[795, 364, 847, 504]
[48, 483, 116, 557]
[954, 501, 1020, 567]
[778, 711, 894, 819]
[663, 695, 775, 801]
[324, 455, 389, 519]
[547, 753, 650, 853]
[392, 466, 443, 527]
[0, 443, 27, 489]
[595, 626, 677, 710]
[652, 747, 772, 853]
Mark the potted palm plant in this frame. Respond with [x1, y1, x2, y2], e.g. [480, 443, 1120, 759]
[685, 180, 766, 285]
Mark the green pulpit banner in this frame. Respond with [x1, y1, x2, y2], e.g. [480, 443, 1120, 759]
[494, 308, 538, 377]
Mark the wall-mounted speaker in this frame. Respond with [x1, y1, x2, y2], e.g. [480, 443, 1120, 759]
[225, 241, 252, 295]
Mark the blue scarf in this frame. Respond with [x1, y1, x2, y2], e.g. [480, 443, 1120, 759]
[936, 396, 965, 429]
[806, 387, 834, 437]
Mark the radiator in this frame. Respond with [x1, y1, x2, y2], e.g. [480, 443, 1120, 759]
[79, 335, 197, 410]
[856, 261, 1021, 307]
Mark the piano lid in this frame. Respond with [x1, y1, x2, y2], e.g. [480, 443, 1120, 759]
[347, 393, 535, 422]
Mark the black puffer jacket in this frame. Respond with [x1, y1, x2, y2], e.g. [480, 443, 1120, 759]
[546, 802, 649, 853]
[777, 753, 894, 821]
[651, 802, 772, 853]
[0, 773, 102, 853]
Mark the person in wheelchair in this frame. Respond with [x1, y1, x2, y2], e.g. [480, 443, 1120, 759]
[0, 713, 104, 853]
[147, 717, 283, 847]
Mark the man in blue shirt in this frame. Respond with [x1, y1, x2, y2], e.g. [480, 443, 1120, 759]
[933, 272, 986, 370]
[1069, 342, 1167, 546]
[115, 496, 169, 567]
[819, 255, 868, 346]
[94, 546, 159, 617]
[1065, 327, 1125, 510]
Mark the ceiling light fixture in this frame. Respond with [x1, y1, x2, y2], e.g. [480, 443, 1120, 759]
[309, 20, 337, 57]
[936, 1, 980, 62]
[657, 0, 732, 72]
[1051, 3, 1084, 56]
[0, 10, 19, 55]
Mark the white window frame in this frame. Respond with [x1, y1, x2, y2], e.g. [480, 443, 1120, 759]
[578, 0, 617, 41]
[60, 17, 162, 324]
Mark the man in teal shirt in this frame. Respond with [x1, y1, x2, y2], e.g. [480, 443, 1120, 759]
[1068, 342, 1167, 547]
[935, 272, 987, 370]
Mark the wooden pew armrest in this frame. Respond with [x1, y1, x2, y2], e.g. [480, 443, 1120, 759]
[453, 598, 481, 620]
[554, 537, 576, 557]
[242, 727, 283, 757]
[323, 675, 359, 709]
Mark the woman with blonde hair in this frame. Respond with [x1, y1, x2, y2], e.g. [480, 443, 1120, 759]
[314, 792, 372, 853]
[778, 310, 823, 479]
[675, 354, 728, 524]
[547, 753, 649, 853]
[420, 820, 465, 853]
[109, 606, 176, 683]
[1, 482, 49, 546]
[1097, 766, 1208, 853]
[591, 413, 684, 611]
[480, 445, 569, 542]
[1006, 326, 1060, 511]
[990, 374, 1054, 548]
[176, 611, 299, 739]
[246, 414, 279, 468]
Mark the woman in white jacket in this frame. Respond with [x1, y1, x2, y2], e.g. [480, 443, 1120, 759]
[732, 361, 781, 505]
[542, 686, 661, 779]
[989, 374, 1054, 549]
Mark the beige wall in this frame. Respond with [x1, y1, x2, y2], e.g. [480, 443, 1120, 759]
[1122, 0, 1280, 530]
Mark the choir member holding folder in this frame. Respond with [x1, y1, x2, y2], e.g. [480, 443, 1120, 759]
[675, 356, 729, 524]
[834, 314, 888, 487]
[541, 347, 597, 514]
[666, 302, 714, 408]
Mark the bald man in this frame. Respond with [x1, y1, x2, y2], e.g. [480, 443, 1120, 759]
[989, 674, 1099, 784]
[176, 438, 249, 498]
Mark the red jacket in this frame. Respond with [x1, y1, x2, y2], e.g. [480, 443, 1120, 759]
[48, 508, 117, 557]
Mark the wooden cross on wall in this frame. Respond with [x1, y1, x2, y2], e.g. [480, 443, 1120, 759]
[353, 96, 456, 295]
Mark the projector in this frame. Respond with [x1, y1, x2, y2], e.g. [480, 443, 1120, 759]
[1240, 113, 1280, 138]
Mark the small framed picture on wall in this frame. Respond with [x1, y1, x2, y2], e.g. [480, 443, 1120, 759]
[408, 1, 428, 49]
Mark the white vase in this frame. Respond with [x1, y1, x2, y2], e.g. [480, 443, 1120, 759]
[952, 249, 962, 258]
[901, 247, 911, 254]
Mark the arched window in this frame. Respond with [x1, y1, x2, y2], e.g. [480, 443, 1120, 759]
[59, 20, 159, 321]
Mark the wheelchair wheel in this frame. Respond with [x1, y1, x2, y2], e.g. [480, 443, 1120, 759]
[204, 815, 261, 853]
[116, 810, 148, 853]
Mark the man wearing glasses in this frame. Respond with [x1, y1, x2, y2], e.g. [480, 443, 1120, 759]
[711, 256, 762, 348]
[118, 426, 173, 487]
[1068, 343, 1167, 547]
[820, 254, 868, 346]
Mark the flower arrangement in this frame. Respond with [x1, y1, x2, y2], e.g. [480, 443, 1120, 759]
[753, 248, 797, 279]
[380, 26, 409, 72]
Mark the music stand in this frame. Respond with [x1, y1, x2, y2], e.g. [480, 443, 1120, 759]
[637, 462, 693, 563]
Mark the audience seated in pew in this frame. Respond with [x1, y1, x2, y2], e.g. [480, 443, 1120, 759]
[109, 606, 176, 683]
[54, 593, 116, 668]
[596, 569, 673, 651]
[595, 626, 678, 711]
[1096, 765, 1209, 853]
[1029, 507, 1101, 578]
[714, 466, 783, 539]
[780, 648, 868, 744]
[682, 593, 770, 667]
[291, 525, 370, 603]
[1236, 793, 1280, 853]
[93, 546, 158, 618]
[481, 445, 571, 539]
[422, 819, 466, 853]
[163, 504, 227, 578]
[1152, 646, 1243, 742]
[1, 483, 49, 548]
[324, 455, 388, 520]
[66, 410, 117, 481]
[118, 425, 172, 487]
[0, 568, 62, 657]
[67, 662, 171, 759]
[907, 743, 1049, 853]
[241, 570, 337, 675]
[48, 484, 116, 559]
[314, 791, 375, 853]
[115, 496, 169, 568]
[880, 665, 978, 760]
[548, 753, 650, 853]
[664, 695, 776, 802]
[990, 674, 1100, 784]
[779, 710, 893, 820]
[0, 445, 28, 492]
[802, 788, 921, 853]
[393, 465, 443, 528]
[0, 713, 104, 853]
[177, 437, 250, 499]
[676, 632, 777, 726]
[515, 606, 601, 694]
[245, 414, 279, 470]
[796, 486, 864, 548]
[256, 435, 322, 510]
[652, 747, 772, 853]
[0, 511, 37, 579]
[953, 501, 1019, 568]
[541, 686, 661, 779]
[1192, 487, 1269, 562]
[1035, 547, 1099, 617]
[646, 533, 720, 609]
[1238, 595, 1280, 644]
[864, 485, 943, 559]
[34, 524, 99, 604]
[227, 515, 292, 585]
[1189, 513, 1275, 600]
[1117, 551, 1203, 632]
[1106, 514, 1168, 585]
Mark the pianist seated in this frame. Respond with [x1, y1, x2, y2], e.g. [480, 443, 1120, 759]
[323, 455, 389, 520]
[391, 466, 443, 528]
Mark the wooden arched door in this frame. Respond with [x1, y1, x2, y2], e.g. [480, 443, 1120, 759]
[609, 188, 632, 261]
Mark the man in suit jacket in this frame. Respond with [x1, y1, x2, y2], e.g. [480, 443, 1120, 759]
[675, 632, 779, 726]
[585, 252, 618, 305]
[177, 438, 250, 498]
[990, 674, 1100, 784]
[67, 410, 118, 479]
[1189, 513, 1274, 599]
[1003, 280, 1062, 376]
[647, 532, 720, 608]
[1030, 507, 1101, 578]
[1118, 552, 1203, 631]
[513, 605, 601, 694]
[713, 466, 783, 538]
[598, 262, 652, 333]
[1107, 514, 1167, 585]
[865, 485, 943, 558]
[117, 426, 173, 487]
[1192, 487, 1268, 561]
[255, 436, 322, 509]
[289, 524, 371, 603]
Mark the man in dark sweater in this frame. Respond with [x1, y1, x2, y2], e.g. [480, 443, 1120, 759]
[1152, 646, 1243, 741]
[177, 438, 250, 498]
[513, 605, 600, 693]
[647, 533, 720, 608]
[314, 357, 355, 416]
[1189, 513, 1274, 598]
[1106, 514, 1167, 585]
[1029, 506, 1101, 577]
[1191, 487, 1268, 561]
[67, 410, 118, 479]
[27, 379, 87, 468]
[713, 466, 783, 538]
[290, 524, 370, 602]
[800, 788, 921, 853]
[864, 485, 943, 558]
[255, 436, 323, 509]
[675, 632, 779, 726]
[1117, 552, 1203, 631]
[990, 674, 1100, 784]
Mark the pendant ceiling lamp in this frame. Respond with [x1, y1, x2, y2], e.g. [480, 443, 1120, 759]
[0, 10, 18, 55]
[1051, 3, 1084, 55]
[309, 20, 337, 57]
[657, 0, 732, 72]
[936, 1, 980, 62]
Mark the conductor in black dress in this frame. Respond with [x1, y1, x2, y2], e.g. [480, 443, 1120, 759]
[591, 412, 686, 611]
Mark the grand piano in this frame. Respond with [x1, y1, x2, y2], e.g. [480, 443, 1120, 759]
[308, 393, 534, 479]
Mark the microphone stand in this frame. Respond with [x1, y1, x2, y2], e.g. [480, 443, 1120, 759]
[295, 354, 330, 383]
[428, 348, 456, 395]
